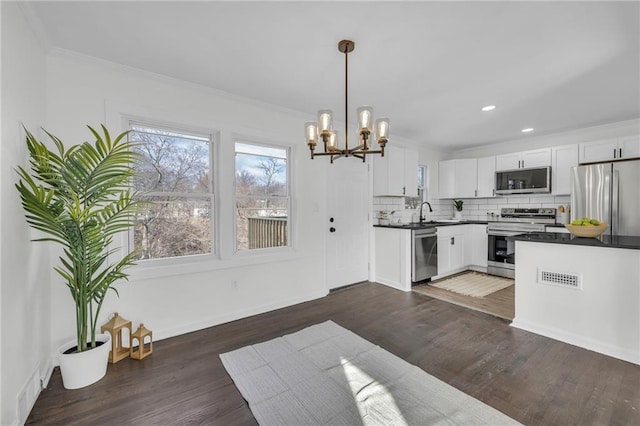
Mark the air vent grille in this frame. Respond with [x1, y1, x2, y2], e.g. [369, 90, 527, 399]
[537, 268, 582, 289]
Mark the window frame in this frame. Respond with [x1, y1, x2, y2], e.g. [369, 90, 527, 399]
[233, 138, 292, 254]
[127, 120, 218, 264]
[405, 164, 428, 209]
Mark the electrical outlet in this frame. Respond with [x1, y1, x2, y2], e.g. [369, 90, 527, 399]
[232, 280, 239, 290]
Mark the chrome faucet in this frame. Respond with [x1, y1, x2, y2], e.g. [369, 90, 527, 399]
[419, 201, 433, 223]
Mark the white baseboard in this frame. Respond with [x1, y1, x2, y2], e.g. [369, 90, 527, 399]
[375, 277, 410, 292]
[511, 317, 640, 365]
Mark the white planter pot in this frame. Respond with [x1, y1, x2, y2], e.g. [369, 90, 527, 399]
[379, 218, 390, 225]
[57, 333, 111, 389]
[453, 210, 462, 219]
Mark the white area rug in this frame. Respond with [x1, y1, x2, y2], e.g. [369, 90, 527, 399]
[220, 321, 520, 425]
[431, 271, 514, 298]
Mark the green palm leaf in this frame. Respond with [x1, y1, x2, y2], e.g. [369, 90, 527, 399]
[15, 125, 144, 352]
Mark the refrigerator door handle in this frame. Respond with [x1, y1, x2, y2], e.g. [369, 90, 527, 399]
[611, 170, 619, 236]
[603, 170, 611, 233]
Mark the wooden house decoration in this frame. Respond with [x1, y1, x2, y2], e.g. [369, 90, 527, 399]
[130, 323, 153, 360]
[100, 313, 132, 363]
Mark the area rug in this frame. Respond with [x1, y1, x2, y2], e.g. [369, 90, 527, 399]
[220, 321, 520, 425]
[430, 271, 514, 298]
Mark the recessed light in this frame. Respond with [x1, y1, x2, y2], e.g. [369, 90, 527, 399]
[521, 128, 534, 133]
[481, 105, 496, 112]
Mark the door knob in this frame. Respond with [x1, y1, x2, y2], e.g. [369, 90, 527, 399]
[329, 227, 336, 232]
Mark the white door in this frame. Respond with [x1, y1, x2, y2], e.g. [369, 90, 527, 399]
[326, 158, 370, 290]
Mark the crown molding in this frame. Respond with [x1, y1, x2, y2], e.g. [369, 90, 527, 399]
[17, 1, 52, 52]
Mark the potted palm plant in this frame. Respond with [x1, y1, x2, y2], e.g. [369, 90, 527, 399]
[15, 125, 142, 389]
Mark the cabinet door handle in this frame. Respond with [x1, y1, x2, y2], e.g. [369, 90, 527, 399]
[403, 186, 406, 195]
[475, 189, 477, 197]
[450, 237, 455, 245]
[521, 160, 524, 168]
[614, 148, 617, 159]
[619, 148, 622, 158]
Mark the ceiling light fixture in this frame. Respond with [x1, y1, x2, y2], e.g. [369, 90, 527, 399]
[305, 40, 389, 163]
[481, 105, 496, 112]
[521, 128, 534, 133]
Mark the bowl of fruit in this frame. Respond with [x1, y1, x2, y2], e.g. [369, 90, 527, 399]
[566, 218, 608, 238]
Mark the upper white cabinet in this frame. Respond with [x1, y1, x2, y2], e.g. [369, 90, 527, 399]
[439, 157, 495, 199]
[438, 159, 477, 199]
[552, 144, 578, 195]
[476, 156, 496, 198]
[496, 148, 551, 171]
[579, 135, 640, 164]
[373, 146, 419, 197]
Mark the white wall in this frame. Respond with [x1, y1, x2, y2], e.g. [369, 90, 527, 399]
[1, 3, 51, 425]
[44, 50, 328, 354]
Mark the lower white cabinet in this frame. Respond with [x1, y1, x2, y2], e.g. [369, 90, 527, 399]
[436, 224, 487, 279]
[437, 226, 466, 277]
[470, 225, 488, 268]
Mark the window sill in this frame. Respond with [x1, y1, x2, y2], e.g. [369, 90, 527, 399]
[128, 247, 302, 282]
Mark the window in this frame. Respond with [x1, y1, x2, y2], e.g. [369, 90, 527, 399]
[235, 141, 290, 251]
[405, 165, 427, 209]
[129, 123, 214, 260]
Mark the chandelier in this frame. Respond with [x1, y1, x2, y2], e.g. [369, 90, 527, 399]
[305, 40, 389, 163]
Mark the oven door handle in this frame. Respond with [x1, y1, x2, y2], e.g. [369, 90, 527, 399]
[488, 230, 525, 237]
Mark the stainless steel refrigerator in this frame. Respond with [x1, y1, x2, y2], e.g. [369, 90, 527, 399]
[570, 160, 640, 237]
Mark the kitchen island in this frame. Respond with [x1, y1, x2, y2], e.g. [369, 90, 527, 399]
[510, 233, 640, 364]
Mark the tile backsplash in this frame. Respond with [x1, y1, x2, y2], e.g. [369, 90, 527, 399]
[373, 195, 571, 224]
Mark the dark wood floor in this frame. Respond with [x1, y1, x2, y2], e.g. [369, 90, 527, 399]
[413, 277, 515, 320]
[28, 283, 639, 425]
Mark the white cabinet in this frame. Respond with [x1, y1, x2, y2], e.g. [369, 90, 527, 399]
[496, 148, 551, 171]
[469, 225, 488, 268]
[476, 156, 496, 198]
[373, 146, 419, 197]
[403, 149, 419, 197]
[552, 144, 578, 195]
[619, 134, 640, 159]
[437, 226, 466, 276]
[438, 159, 477, 199]
[439, 157, 495, 199]
[579, 135, 640, 164]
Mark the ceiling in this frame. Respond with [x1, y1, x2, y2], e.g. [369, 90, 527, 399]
[22, 1, 640, 151]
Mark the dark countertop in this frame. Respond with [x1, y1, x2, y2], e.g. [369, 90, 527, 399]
[374, 220, 490, 230]
[510, 232, 640, 250]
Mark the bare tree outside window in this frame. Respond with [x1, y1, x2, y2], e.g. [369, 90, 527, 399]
[235, 142, 289, 251]
[130, 124, 213, 260]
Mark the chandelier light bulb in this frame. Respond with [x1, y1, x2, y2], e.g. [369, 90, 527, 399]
[357, 106, 373, 133]
[317, 110, 333, 133]
[305, 122, 317, 145]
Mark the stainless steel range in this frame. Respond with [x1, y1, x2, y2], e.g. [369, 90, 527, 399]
[487, 207, 556, 278]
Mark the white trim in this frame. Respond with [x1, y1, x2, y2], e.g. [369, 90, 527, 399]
[17, 1, 52, 52]
[128, 248, 303, 281]
[511, 318, 640, 365]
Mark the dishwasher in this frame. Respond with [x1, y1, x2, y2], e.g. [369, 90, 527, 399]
[412, 228, 438, 283]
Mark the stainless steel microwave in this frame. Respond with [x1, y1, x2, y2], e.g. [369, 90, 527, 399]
[495, 166, 552, 195]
